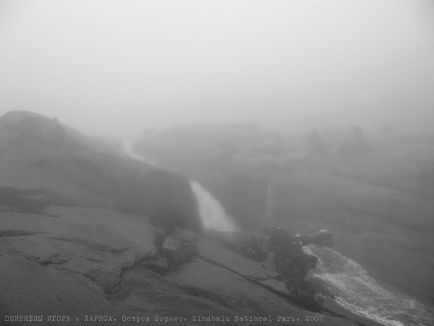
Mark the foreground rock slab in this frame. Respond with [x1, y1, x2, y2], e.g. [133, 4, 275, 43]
[0, 207, 370, 325]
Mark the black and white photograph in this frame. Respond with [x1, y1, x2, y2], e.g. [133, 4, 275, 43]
[0, 1, 433, 325]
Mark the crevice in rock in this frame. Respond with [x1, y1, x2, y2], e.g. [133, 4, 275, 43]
[198, 255, 294, 300]
[39, 254, 71, 266]
[0, 230, 42, 238]
[250, 274, 282, 282]
[197, 255, 368, 326]
[104, 253, 156, 295]
[142, 256, 170, 275]
[49, 237, 130, 254]
[81, 256, 104, 263]
[197, 255, 268, 283]
[5, 249, 72, 268]
[2, 248, 51, 265]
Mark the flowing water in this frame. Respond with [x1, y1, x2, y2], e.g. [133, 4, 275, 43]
[190, 181, 237, 232]
[303, 245, 434, 326]
[123, 140, 238, 232]
[123, 140, 157, 165]
[121, 141, 434, 325]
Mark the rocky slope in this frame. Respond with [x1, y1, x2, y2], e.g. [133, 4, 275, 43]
[135, 125, 434, 308]
[0, 207, 373, 326]
[0, 111, 200, 230]
[0, 111, 374, 325]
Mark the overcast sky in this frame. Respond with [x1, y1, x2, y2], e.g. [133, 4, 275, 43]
[0, 0, 433, 138]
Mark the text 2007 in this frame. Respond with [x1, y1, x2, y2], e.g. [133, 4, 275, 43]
[305, 314, 324, 322]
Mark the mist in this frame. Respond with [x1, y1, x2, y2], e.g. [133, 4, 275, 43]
[1, 0, 433, 138]
[1, 2, 434, 324]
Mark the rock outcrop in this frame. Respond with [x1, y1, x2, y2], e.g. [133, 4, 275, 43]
[12, 204, 396, 325]
[0, 110, 202, 233]
[0, 206, 375, 325]
[0, 112, 381, 325]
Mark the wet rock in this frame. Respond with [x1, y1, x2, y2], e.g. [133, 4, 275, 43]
[0, 209, 362, 326]
[0, 207, 157, 295]
[0, 253, 112, 316]
[198, 236, 278, 280]
[267, 227, 320, 309]
[0, 187, 50, 214]
[161, 230, 198, 269]
[236, 234, 268, 262]
[121, 170, 202, 234]
[144, 256, 170, 275]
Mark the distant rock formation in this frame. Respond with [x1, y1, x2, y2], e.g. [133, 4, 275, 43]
[0, 111, 380, 325]
[0, 110, 202, 233]
[338, 126, 373, 159]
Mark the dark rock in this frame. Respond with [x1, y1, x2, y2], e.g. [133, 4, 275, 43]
[116, 170, 202, 234]
[0, 187, 50, 213]
[301, 230, 333, 246]
[161, 230, 198, 270]
[144, 256, 170, 275]
[236, 234, 268, 262]
[266, 227, 320, 309]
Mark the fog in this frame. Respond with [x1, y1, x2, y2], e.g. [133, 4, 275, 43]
[1, 2, 434, 323]
[0, 0, 433, 138]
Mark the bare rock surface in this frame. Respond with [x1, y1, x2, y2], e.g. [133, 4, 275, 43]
[0, 206, 367, 326]
[197, 236, 279, 281]
[0, 253, 112, 316]
[167, 247, 360, 326]
[0, 206, 156, 296]
[161, 230, 197, 269]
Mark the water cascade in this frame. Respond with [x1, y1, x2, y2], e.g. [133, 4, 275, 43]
[303, 245, 433, 326]
[123, 140, 156, 165]
[190, 181, 237, 232]
[123, 140, 238, 232]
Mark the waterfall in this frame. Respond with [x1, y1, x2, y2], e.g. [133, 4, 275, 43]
[265, 173, 275, 227]
[190, 181, 237, 232]
[303, 245, 433, 326]
[123, 140, 156, 165]
[122, 140, 238, 232]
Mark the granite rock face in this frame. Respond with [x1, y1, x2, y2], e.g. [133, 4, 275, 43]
[0, 112, 374, 325]
[0, 207, 367, 326]
[0, 111, 202, 235]
[161, 230, 198, 269]
[0, 207, 157, 295]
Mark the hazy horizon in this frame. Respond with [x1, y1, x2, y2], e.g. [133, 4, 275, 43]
[1, 3, 434, 323]
[1, 0, 433, 138]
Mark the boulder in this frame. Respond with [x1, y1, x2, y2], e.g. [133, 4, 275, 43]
[267, 227, 320, 309]
[161, 230, 198, 269]
[236, 234, 268, 262]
